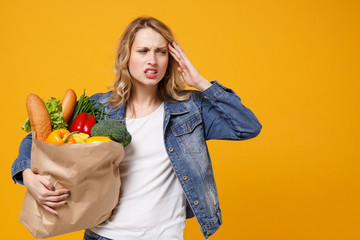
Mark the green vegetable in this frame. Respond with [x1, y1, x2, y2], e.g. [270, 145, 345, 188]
[21, 97, 67, 133]
[91, 119, 132, 146]
[21, 117, 32, 133]
[67, 90, 108, 127]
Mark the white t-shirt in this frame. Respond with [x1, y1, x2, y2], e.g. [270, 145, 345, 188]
[91, 102, 186, 240]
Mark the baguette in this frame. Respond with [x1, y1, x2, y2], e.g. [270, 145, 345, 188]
[61, 89, 77, 123]
[26, 94, 52, 142]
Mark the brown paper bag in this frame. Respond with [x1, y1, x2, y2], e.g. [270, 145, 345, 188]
[19, 137, 124, 238]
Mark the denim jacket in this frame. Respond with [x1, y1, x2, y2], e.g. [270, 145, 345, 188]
[11, 81, 261, 239]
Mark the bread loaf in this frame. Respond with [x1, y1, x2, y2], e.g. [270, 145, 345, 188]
[61, 89, 77, 123]
[26, 94, 52, 141]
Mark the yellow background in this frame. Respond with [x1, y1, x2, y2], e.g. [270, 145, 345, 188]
[1, 0, 359, 239]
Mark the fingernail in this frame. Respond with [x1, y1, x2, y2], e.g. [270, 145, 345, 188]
[54, 213, 58, 216]
[51, 186, 55, 191]
[64, 202, 68, 205]
[67, 190, 71, 194]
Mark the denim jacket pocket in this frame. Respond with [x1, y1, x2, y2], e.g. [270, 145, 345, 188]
[171, 113, 205, 154]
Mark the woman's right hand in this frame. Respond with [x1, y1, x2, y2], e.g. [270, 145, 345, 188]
[23, 169, 70, 216]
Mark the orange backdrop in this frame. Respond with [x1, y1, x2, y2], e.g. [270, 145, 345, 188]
[1, 0, 359, 239]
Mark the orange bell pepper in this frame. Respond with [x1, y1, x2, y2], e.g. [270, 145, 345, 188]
[46, 129, 78, 145]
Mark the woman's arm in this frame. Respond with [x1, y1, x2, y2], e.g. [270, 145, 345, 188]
[199, 81, 262, 140]
[11, 133, 70, 215]
[168, 41, 262, 140]
[11, 133, 32, 184]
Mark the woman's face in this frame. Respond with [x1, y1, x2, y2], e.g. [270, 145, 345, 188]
[128, 28, 169, 88]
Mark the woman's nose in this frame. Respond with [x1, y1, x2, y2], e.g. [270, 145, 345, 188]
[147, 52, 157, 66]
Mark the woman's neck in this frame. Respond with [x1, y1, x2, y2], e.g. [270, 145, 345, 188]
[126, 84, 163, 119]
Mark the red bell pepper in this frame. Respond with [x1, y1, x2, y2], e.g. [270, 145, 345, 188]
[69, 112, 96, 135]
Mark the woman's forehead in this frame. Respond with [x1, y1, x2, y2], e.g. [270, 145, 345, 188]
[132, 28, 167, 48]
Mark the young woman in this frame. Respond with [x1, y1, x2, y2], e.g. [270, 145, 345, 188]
[12, 17, 262, 240]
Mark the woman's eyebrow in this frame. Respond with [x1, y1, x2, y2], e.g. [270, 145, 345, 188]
[157, 46, 168, 50]
[136, 46, 168, 50]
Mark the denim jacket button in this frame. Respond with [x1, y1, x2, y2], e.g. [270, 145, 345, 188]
[194, 200, 199, 205]
[168, 147, 174, 152]
[182, 176, 188, 181]
[206, 230, 211, 235]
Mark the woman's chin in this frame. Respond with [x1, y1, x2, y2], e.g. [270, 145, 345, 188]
[133, 78, 162, 88]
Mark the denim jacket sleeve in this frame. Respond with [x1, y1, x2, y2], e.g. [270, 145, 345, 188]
[199, 81, 262, 140]
[11, 133, 32, 185]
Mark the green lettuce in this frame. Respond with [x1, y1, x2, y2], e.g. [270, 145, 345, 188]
[21, 97, 68, 133]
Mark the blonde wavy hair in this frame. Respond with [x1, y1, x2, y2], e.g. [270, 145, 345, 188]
[109, 16, 190, 107]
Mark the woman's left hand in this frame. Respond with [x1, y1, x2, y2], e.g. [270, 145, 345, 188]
[168, 42, 212, 91]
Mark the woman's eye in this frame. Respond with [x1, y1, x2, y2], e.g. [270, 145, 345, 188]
[139, 50, 147, 53]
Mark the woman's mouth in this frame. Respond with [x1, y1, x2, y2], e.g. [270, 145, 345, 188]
[144, 68, 158, 78]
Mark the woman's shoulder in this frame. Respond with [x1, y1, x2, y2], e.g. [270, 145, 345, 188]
[88, 91, 113, 111]
[166, 89, 204, 111]
[180, 89, 204, 103]
[89, 91, 112, 103]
